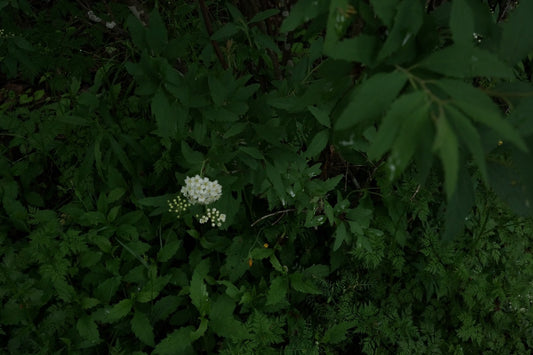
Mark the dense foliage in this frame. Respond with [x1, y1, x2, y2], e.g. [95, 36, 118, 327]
[1, 0, 532, 353]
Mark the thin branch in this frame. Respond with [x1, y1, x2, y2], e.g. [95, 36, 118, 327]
[198, 0, 228, 70]
[251, 209, 296, 227]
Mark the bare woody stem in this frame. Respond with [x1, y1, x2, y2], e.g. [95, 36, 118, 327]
[198, 0, 228, 70]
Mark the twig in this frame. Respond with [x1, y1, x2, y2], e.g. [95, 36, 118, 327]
[251, 209, 295, 227]
[198, 0, 228, 70]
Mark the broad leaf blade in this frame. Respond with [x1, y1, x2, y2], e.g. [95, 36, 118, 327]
[335, 70, 407, 131]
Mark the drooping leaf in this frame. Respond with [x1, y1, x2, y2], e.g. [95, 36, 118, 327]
[368, 91, 428, 161]
[443, 165, 475, 242]
[249, 8, 280, 24]
[280, 0, 328, 33]
[77, 315, 100, 343]
[369, 0, 399, 28]
[335, 70, 407, 131]
[445, 105, 488, 183]
[435, 79, 527, 151]
[378, 0, 423, 60]
[305, 129, 329, 158]
[499, 0, 533, 64]
[131, 311, 155, 346]
[433, 115, 459, 199]
[308, 105, 331, 127]
[190, 259, 210, 316]
[419, 45, 514, 79]
[266, 276, 288, 306]
[153, 327, 194, 355]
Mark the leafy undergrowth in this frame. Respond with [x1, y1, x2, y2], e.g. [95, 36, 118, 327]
[1, 1, 532, 354]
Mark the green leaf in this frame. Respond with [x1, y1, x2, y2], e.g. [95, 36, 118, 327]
[107, 188, 126, 203]
[209, 295, 249, 339]
[290, 272, 321, 294]
[435, 79, 527, 151]
[445, 105, 488, 183]
[450, 0, 474, 46]
[157, 240, 181, 263]
[131, 311, 155, 346]
[190, 317, 209, 341]
[146, 10, 168, 55]
[324, 35, 379, 64]
[369, 0, 399, 28]
[443, 166, 474, 242]
[305, 129, 329, 158]
[190, 259, 210, 316]
[181, 141, 204, 168]
[335, 70, 407, 131]
[308, 105, 330, 127]
[153, 327, 194, 355]
[322, 321, 356, 344]
[333, 222, 348, 251]
[151, 90, 181, 139]
[433, 116, 459, 199]
[211, 23, 240, 41]
[378, 0, 423, 60]
[368, 91, 428, 161]
[239, 146, 264, 160]
[280, 0, 328, 32]
[77, 315, 100, 343]
[102, 299, 133, 324]
[419, 45, 514, 79]
[249, 8, 280, 24]
[266, 276, 288, 306]
[499, 0, 533, 64]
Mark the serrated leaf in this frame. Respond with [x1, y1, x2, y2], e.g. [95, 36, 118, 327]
[322, 321, 356, 344]
[499, 0, 533, 64]
[153, 327, 194, 355]
[290, 272, 321, 294]
[305, 129, 329, 158]
[266, 276, 288, 306]
[434, 116, 459, 199]
[419, 45, 514, 79]
[131, 311, 155, 346]
[450, 0, 474, 46]
[190, 260, 210, 316]
[190, 317, 209, 341]
[308, 105, 330, 127]
[335, 70, 407, 131]
[368, 91, 427, 161]
[157, 240, 181, 262]
[333, 222, 348, 251]
[77, 315, 100, 343]
[209, 295, 249, 339]
[107, 188, 126, 203]
[211, 23, 240, 41]
[102, 299, 132, 323]
[151, 90, 183, 139]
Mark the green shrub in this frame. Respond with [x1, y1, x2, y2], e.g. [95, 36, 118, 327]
[1, 0, 532, 353]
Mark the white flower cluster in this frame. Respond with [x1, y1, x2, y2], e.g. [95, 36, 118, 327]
[167, 195, 191, 218]
[197, 208, 226, 227]
[181, 175, 222, 205]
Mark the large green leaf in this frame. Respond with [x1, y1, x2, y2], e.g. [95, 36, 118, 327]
[131, 311, 155, 346]
[209, 294, 249, 339]
[499, 0, 533, 64]
[419, 45, 514, 79]
[368, 91, 428, 162]
[433, 115, 459, 199]
[153, 327, 194, 355]
[190, 259, 210, 316]
[445, 105, 488, 183]
[450, 0, 475, 46]
[369, 0, 399, 28]
[435, 79, 527, 151]
[377, 0, 423, 60]
[335, 70, 407, 131]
